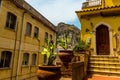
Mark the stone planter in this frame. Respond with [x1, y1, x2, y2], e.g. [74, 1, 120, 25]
[58, 50, 74, 68]
[72, 54, 81, 62]
[37, 65, 61, 80]
[77, 50, 89, 79]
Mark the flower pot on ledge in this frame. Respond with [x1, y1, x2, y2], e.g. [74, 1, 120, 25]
[37, 65, 61, 80]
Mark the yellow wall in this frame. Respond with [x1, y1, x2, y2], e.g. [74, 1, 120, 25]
[0, 0, 56, 80]
[112, 0, 120, 6]
[105, 0, 114, 7]
[77, 0, 120, 55]
[79, 14, 120, 48]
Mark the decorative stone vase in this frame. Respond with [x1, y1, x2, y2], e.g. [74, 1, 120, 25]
[37, 65, 61, 80]
[58, 50, 74, 68]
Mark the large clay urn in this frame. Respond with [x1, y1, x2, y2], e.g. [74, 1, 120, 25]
[58, 50, 74, 67]
[37, 65, 61, 80]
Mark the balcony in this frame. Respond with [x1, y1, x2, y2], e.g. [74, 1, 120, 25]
[82, 0, 102, 8]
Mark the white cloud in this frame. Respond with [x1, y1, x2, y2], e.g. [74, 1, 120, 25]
[25, 0, 85, 27]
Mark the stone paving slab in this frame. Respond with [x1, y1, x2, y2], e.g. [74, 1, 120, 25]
[88, 75, 120, 80]
[60, 77, 71, 80]
[60, 75, 120, 80]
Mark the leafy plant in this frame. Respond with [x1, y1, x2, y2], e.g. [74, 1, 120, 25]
[73, 40, 89, 53]
[57, 39, 67, 49]
[57, 37, 71, 50]
[41, 40, 56, 65]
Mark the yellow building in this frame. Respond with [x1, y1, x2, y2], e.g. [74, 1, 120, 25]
[76, 0, 120, 77]
[0, 0, 56, 80]
[76, 0, 120, 55]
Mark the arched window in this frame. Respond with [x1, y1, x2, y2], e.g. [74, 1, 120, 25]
[32, 54, 37, 65]
[22, 53, 29, 65]
[0, 51, 12, 68]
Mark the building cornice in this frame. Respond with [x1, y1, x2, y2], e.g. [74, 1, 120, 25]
[11, 0, 56, 32]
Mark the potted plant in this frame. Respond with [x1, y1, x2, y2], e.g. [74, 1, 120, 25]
[37, 40, 61, 80]
[73, 40, 89, 53]
[57, 39, 74, 68]
[73, 40, 90, 62]
[73, 40, 90, 78]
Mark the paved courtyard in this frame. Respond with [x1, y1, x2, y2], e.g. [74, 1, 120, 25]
[60, 77, 71, 80]
[60, 75, 120, 80]
[87, 75, 120, 80]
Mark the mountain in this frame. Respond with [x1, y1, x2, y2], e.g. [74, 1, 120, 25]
[56, 22, 80, 49]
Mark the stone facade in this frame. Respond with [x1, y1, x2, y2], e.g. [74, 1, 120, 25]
[0, 0, 56, 80]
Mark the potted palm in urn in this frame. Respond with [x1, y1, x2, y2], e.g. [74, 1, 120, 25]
[37, 40, 61, 80]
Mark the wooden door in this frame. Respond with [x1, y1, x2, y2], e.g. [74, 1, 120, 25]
[96, 25, 110, 55]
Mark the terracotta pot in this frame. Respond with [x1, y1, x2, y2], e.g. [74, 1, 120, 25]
[37, 65, 61, 80]
[58, 50, 74, 67]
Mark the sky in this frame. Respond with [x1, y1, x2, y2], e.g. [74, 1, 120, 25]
[25, 0, 85, 29]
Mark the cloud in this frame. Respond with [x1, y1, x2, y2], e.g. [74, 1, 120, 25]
[25, 0, 85, 27]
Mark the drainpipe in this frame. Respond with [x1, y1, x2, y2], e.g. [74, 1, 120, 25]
[11, 21, 19, 80]
[16, 11, 26, 80]
[37, 39, 40, 65]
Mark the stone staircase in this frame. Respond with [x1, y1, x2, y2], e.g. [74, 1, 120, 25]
[88, 55, 120, 76]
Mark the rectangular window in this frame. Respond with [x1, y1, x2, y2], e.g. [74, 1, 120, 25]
[34, 27, 39, 38]
[22, 53, 29, 65]
[6, 12, 17, 30]
[32, 54, 37, 65]
[45, 32, 48, 43]
[26, 22, 32, 36]
[0, 51, 12, 68]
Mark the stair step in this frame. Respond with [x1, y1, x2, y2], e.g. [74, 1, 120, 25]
[90, 55, 118, 58]
[88, 70, 120, 76]
[89, 62, 120, 64]
[88, 70, 120, 74]
[88, 67, 120, 72]
[90, 56, 118, 60]
[89, 66, 120, 69]
[88, 55, 120, 76]
[89, 60, 120, 63]
[89, 63, 120, 68]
